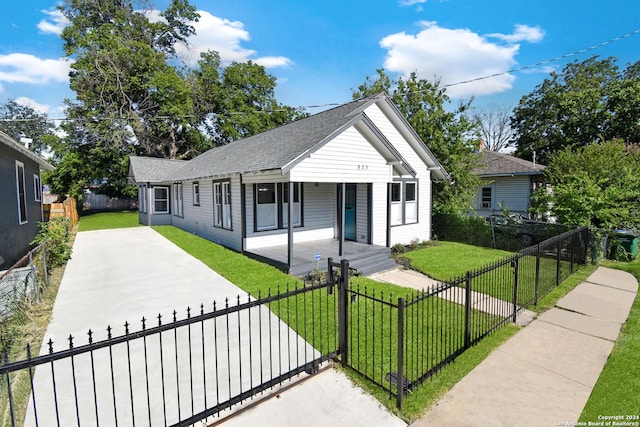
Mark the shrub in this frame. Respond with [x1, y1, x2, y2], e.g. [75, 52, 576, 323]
[432, 213, 493, 247]
[31, 218, 72, 270]
[390, 243, 407, 255]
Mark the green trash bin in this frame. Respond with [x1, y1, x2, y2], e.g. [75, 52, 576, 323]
[613, 229, 639, 259]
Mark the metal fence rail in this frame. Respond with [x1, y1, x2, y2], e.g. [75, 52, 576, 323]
[0, 244, 48, 318]
[1, 281, 338, 427]
[341, 226, 590, 408]
[1, 227, 590, 424]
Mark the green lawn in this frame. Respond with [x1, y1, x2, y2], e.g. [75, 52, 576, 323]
[402, 242, 513, 281]
[579, 260, 640, 421]
[78, 211, 141, 231]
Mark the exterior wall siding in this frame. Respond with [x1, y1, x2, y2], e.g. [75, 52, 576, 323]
[355, 183, 369, 243]
[0, 143, 44, 267]
[389, 171, 432, 245]
[289, 127, 392, 183]
[473, 176, 533, 217]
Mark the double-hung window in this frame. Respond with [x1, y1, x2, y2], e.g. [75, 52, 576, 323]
[390, 181, 418, 226]
[173, 183, 183, 217]
[193, 182, 200, 206]
[153, 187, 169, 214]
[255, 183, 277, 231]
[254, 182, 304, 231]
[33, 174, 41, 202]
[481, 186, 493, 209]
[214, 180, 232, 229]
[16, 161, 27, 224]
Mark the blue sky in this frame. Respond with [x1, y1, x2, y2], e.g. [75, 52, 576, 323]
[1, 0, 639, 119]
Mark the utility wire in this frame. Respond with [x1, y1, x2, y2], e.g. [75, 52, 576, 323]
[2, 28, 639, 122]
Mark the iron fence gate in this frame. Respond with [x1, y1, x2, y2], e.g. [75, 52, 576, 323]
[1, 278, 340, 427]
[1, 226, 590, 424]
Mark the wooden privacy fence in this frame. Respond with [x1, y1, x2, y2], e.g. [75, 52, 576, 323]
[43, 198, 78, 227]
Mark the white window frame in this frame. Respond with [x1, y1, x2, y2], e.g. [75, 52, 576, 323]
[193, 182, 200, 206]
[16, 161, 27, 224]
[214, 180, 232, 230]
[255, 183, 277, 231]
[481, 186, 493, 209]
[390, 182, 402, 226]
[33, 174, 41, 202]
[173, 183, 183, 217]
[153, 186, 169, 214]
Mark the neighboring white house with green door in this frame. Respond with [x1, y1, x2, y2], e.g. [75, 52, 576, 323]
[128, 93, 449, 273]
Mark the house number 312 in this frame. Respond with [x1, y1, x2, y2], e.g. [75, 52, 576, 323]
[357, 164, 369, 170]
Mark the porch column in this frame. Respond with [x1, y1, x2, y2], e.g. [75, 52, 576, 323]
[287, 181, 294, 271]
[339, 182, 345, 257]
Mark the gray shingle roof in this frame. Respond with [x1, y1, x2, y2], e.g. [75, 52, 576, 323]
[128, 156, 187, 183]
[165, 94, 380, 181]
[474, 151, 545, 177]
[0, 130, 54, 170]
[128, 92, 449, 182]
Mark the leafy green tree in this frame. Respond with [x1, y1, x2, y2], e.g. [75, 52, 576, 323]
[353, 69, 481, 214]
[530, 140, 640, 228]
[49, 0, 300, 197]
[512, 56, 640, 164]
[0, 100, 59, 155]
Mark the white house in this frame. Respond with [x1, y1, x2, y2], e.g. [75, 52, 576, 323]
[128, 93, 448, 275]
[472, 151, 545, 218]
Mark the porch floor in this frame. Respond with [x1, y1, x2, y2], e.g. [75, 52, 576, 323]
[245, 239, 398, 277]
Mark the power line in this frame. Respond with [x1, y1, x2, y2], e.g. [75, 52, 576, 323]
[1, 28, 639, 123]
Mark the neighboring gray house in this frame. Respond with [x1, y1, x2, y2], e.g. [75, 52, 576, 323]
[471, 151, 545, 218]
[128, 93, 449, 274]
[0, 131, 54, 268]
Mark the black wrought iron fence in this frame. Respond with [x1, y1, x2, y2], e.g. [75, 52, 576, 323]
[1, 281, 339, 427]
[1, 227, 590, 424]
[341, 226, 590, 408]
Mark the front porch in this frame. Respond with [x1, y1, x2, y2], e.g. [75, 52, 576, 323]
[245, 239, 398, 277]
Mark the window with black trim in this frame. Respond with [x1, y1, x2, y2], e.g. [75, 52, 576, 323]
[389, 181, 418, 226]
[254, 182, 303, 232]
[153, 186, 169, 214]
[214, 180, 232, 229]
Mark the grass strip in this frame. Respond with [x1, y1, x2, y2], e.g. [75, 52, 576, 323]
[77, 211, 141, 231]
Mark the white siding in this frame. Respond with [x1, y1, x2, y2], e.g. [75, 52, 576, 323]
[172, 176, 243, 251]
[290, 127, 392, 183]
[370, 182, 388, 246]
[473, 176, 532, 217]
[389, 172, 432, 245]
[355, 183, 369, 243]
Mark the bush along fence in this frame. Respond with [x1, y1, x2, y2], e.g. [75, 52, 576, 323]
[0, 227, 589, 426]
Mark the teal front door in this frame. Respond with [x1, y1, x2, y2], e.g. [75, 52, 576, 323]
[345, 184, 357, 241]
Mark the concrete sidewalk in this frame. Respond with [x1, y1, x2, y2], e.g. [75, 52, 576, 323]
[406, 266, 638, 427]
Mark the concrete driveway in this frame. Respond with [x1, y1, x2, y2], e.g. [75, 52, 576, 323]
[25, 227, 404, 427]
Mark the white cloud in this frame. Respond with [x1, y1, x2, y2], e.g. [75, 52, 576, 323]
[399, 0, 426, 5]
[379, 21, 546, 98]
[37, 9, 70, 35]
[14, 97, 51, 115]
[147, 10, 291, 69]
[487, 24, 545, 43]
[0, 54, 72, 84]
[254, 56, 292, 68]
